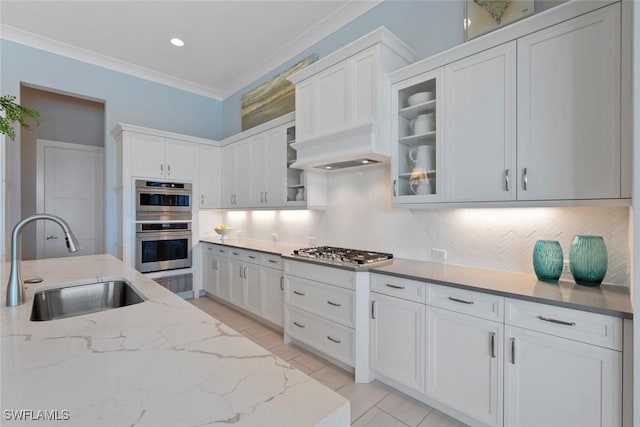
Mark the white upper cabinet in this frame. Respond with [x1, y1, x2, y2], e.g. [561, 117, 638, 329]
[517, 4, 621, 200]
[198, 145, 220, 209]
[288, 27, 415, 169]
[443, 42, 516, 202]
[131, 134, 196, 181]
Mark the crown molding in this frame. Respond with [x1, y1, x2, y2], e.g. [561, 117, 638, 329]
[218, 0, 383, 98]
[0, 0, 382, 102]
[1, 25, 223, 100]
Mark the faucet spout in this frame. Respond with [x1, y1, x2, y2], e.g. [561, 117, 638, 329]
[6, 214, 81, 307]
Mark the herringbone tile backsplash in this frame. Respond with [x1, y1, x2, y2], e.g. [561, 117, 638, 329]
[217, 166, 630, 286]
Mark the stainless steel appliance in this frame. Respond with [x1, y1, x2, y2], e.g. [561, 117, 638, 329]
[135, 222, 192, 273]
[135, 180, 192, 221]
[291, 246, 393, 267]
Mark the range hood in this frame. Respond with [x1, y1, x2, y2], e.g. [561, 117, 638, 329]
[289, 123, 389, 170]
[287, 26, 416, 171]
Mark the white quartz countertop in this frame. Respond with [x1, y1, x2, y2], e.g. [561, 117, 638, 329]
[198, 239, 632, 318]
[0, 255, 349, 426]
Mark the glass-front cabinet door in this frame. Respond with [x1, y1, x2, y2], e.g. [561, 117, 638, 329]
[391, 68, 443, 204]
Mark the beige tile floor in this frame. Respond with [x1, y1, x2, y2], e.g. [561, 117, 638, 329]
[189, 296, 468, 427]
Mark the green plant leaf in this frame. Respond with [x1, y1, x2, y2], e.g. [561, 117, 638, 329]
[0, 95, 41, 140]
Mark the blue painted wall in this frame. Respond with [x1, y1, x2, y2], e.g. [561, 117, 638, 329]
[222, 0, 465, 137]
[1, 39, 224, 254]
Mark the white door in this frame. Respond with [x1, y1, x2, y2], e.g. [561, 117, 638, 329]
[165, 138, 196, 181]
[216, 257, 231, 301]
[130, 133, 165, 178]
[426, 307, 503, 427]
[233, 140, 251, 207]
[221, 145, 235, 208]
[516, 4, 621, 200]
[36, 139, 104, 259]
[370, 292, 425, 393]
[198, 145, 220, 208]
[264, 127, 285, 207]
[229, 259, 244, 307]
[249, 134, 266, 206]
[262, 266, 284, 326]
[244, 263, 262, 315]
[504, 326, 621, 427]
[444, 42, 516, 202]
[203, 250, 217, 295]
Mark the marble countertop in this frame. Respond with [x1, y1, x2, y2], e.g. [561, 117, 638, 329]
[0, 255, 349, 426]
[197, 238, 632, 319]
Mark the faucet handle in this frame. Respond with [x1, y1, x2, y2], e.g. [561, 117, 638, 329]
[46, 235, 58, 240]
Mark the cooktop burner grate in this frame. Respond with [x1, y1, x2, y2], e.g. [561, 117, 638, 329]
[292, 246, 393, 266]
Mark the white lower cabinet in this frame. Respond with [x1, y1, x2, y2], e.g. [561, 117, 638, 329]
[504, 325, 621, 427]
[368, 273, 625, 427]
[261, 267, 284, 327]
[427, 306, 503, 427]
[200, 243, 284, 328]
[370, 292, 425, 394]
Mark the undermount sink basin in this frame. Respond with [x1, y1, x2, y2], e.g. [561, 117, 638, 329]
[30, 280, 146, 321]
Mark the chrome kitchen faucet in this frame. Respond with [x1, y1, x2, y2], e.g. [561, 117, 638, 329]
[6, 214, 81, 307]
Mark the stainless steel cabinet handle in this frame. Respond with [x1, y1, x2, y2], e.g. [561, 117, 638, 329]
[160, 164, 163, 174]
[265, 192, 268, 204]
[218, 249, 225, 253]
[201, 194, 205, 205]
[280, 277, 284, 291]
[167, 164, 171, 176]
[538, 316, 576, 327]
[511, 338, 516, 364]
[490, 332, 496, 358]
[243, 266, 248, 278]
[268, 259, 278, 264]
[260, 192, 264, 203]
[46, 235, 58, 240]
[248, 255, 256, 259]
[393, 179, 397, 197]
[232, 252, 240, 256]
[371, 300, 376, 319]
[230, 195, 234, 205]
[327, 336, 342, 344]
[327, 301, 342, 307]
[505, 169, 510, 192]
[293, 290, 305, 296]
[448, 296, 474, 305]
[293, 321, 305, 328]
[239, 266, 244, 278]
[386, 283, 405, 290]
[522, 167, 528, 191]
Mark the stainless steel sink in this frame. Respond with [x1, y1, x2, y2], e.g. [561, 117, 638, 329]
[30, 280, 146, 321]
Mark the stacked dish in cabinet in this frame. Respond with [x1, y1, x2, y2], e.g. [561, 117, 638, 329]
[392, 69, 441, 202]
[285, 126, 306, 205]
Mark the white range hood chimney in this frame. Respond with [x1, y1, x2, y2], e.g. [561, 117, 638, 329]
[287, 27, 416, 170]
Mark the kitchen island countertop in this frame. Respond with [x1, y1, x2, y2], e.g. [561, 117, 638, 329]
[0, 254, 349, 426]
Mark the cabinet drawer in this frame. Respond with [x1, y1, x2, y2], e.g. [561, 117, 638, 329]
[286, 306, 355, 367]
[228, 248, 262, 264]
[286, 276, 355, 328]
[204, 244, 228, 256]
[262, 254, 283, 269]
[505, 298, 622, 350]
[427, 284, 504, 322]
[370, 273, 426, 303]
[284, 260, 354, 290]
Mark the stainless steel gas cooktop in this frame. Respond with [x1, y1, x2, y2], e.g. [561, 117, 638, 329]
[291, 246, 393, 267]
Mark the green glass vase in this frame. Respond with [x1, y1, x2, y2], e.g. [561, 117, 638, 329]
[532, 240, 563, 282]
[569, 235, 608, 286]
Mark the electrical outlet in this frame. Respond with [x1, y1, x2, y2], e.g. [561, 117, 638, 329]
[431, 248, 447, 261]
[308, 236, 317, 246]
[562, 260, 570, 274]
[271, 233, 279, 242]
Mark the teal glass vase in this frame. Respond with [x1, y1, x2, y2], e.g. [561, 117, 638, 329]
[532, 240, 563, 282]
[569, 235, 608, 286]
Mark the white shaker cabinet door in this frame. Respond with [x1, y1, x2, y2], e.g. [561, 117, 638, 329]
[233, 139, 251, 207]
[516, 4, 621, 200]
[443, 41, 516, 202]
[248, 134, 266, 206]
[216, 257, 231, 301]
[198, 145, 220, 208]
[263, 127, 285, 207]
[164, 138, 196, 181]
[203, 249, 217, 295]
[426, 307, 503, 427]
[370, 292, 425, 394]
[244, 262, 262, 316]
[130, 133, 165, 179]
[504, 326, 621, 427]
[262, 266, 284, 327]
[228, 259, 244, 307]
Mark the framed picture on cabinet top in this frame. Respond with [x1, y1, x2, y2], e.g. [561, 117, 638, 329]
[465, 0, 536, 40]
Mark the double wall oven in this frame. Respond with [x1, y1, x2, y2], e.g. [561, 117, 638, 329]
[135, 180, 193, 274]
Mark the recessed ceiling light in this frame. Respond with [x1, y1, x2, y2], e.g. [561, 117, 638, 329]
[170, 38, 185, 47]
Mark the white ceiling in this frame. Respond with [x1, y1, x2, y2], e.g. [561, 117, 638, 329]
[0, 1, 381, 99]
